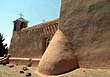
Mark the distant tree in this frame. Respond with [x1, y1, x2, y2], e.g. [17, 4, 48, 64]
[0, 33, 8, 57]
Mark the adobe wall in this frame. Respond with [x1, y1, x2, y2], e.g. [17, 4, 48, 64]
[60, 0, 110, 68]
[38, 0, 110, 75]
[9, 18, 59, 58]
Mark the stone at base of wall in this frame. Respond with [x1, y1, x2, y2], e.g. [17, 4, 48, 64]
[9, 57, 40, 67]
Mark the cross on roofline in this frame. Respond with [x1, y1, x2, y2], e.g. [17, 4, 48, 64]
[19, 13, 23, 18]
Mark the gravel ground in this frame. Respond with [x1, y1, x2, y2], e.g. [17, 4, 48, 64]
[1, 64, 110, 77]
[0, 64, 37, 77]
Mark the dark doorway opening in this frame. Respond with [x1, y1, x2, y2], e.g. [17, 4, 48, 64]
[42, 37, 51, 54]
[20, 22, 25, 29]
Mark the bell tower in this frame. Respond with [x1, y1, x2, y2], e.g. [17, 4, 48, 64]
[13, 15, 28, 31]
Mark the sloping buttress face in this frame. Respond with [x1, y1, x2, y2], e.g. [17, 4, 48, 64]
[38, 0, 110, 75]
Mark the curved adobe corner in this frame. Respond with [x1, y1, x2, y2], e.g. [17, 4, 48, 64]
[38, 29, 79, 75]
[38, 0, 110, 75]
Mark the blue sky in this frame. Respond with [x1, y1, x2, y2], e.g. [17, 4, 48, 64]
[0, 0, 61, 47]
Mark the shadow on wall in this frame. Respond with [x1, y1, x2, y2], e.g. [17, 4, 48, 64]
[38, 29, 79, 75]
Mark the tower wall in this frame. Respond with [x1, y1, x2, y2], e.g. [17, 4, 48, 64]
[13, 18, 28, 31]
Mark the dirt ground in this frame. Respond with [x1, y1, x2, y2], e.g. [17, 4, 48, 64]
[36, 68, 110, 77]
[1, 64, 110, 77]
[0, 64, 37, 77]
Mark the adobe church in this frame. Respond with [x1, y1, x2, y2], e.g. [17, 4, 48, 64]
[9, 17, 59, 58]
